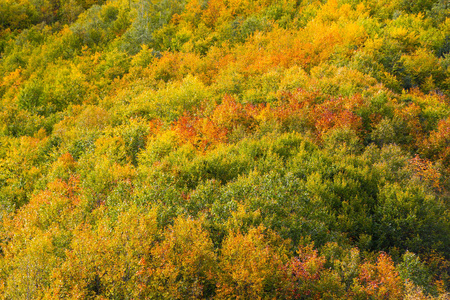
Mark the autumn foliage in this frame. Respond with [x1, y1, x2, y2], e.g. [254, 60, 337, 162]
[0, 0, 450, 298]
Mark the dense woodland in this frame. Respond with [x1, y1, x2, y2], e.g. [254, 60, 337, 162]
[0, 0, 450, 298]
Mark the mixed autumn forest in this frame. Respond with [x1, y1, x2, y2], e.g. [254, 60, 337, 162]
[0, 0, 450, 298]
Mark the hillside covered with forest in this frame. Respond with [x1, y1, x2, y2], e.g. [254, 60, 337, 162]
[0, 0, 450, 298]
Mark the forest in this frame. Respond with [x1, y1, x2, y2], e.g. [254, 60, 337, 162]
[0, 0, 449, 298]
